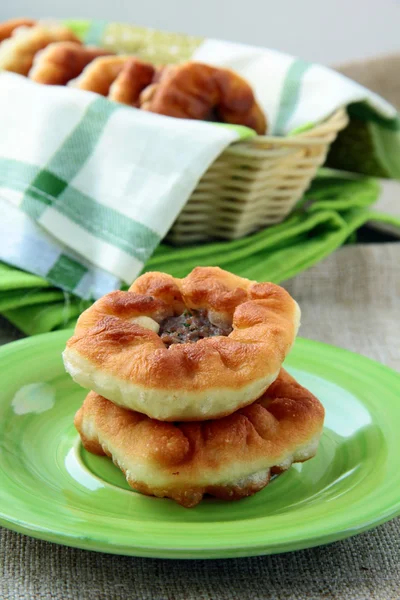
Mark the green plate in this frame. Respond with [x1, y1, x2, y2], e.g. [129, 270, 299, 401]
[0, 331, 399, 559]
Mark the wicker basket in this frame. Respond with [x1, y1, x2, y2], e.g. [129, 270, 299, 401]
[166, 109, 348, 244]
[80, 21, 350, 245]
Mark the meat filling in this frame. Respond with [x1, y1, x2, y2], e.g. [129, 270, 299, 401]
[159, 309, 232, 347]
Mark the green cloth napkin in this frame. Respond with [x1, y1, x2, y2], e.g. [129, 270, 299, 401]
[4, 300, 88, 336]
[0, 263, 52, 290]
[327, 103, 400, 179]
[2, 173, 399, 336]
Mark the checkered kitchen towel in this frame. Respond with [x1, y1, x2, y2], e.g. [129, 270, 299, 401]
[1, 19, 400, 302]
[0, 72, 247, 299]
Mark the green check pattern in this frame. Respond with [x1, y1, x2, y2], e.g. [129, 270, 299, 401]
[46, 255, 88, 291]
[0, 70, 241, 298]
[0, 159, 94, 294]
[0, 93, 164, 296]
[0, 17, 400, 327]
[21, 97, 119, 218]
[275, 59, 312, 135]
[4, 173, 400, 336]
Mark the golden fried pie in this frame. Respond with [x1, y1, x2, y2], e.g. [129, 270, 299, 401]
[140, 62, 267, 134]
[108, 58, 156, 106]
[63, 267, 301, 421]
[0, 18, 36, 43]
[69, 55, 136, 96]
[29, 41, 112, 85]
[75, 369, 324, 508]
[0, 23, 81, 75]
[68, 55, 157, 107]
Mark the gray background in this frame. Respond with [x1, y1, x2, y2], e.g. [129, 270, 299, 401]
[1, 0, 400, 65]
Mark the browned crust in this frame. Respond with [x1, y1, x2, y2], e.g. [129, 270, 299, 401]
[66, 267, 300, 396]
[0, 18, 36, 42]
[140, 62, 267, 134]
[108, 58, 156, 106]
[71, 55, 133, 96]
[29, 42, 113, 85]
[0, 24, 81, 75]
[125, 473, 272, 508]
[75, 369, 324, 507]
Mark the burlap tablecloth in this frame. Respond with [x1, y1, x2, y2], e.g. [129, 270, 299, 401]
[0, 242, 399, 600]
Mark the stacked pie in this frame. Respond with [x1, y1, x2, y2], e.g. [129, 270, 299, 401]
[63, 267, 325, 507]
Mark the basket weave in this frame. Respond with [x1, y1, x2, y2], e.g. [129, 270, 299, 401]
[167, 109, 348, 244]
[89, 22, 349, 245]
